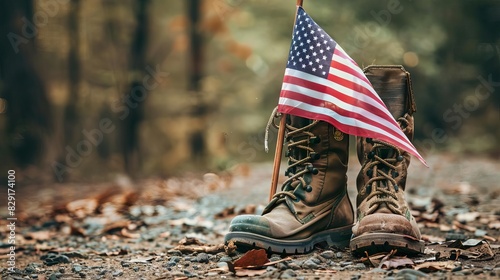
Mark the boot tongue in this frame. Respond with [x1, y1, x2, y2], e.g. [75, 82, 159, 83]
[289, 115, 312, 128]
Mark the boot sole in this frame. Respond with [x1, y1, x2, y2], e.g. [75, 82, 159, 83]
[350, 232, 425, 255]
[225, 225, 353, 254]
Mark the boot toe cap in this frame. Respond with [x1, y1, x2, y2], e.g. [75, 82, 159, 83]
[229, 215, 272, 236]
[353, 213, 420, 238]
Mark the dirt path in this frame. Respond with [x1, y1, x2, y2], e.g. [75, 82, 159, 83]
[1, 153, 499, 279]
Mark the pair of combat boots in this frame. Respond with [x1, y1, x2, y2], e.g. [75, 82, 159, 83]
[225, 65, 425, 255]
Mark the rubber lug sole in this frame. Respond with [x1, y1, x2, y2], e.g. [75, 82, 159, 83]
[350, 232, 425, 255]
[225, 225, 352, 254]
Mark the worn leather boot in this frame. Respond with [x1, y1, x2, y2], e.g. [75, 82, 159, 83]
[350, 65, 425, 255]
[225, 115, 354, 254]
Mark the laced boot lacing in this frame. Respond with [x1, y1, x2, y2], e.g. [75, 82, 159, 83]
[265, 107, 320, 206]
[360, 116, 410, 216]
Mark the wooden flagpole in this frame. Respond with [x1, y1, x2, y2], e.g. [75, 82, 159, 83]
[269, 0, 304, 201]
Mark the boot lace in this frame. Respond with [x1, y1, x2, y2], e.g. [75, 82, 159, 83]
[264, 107, 319, 207]
[361, 116, 410, 216]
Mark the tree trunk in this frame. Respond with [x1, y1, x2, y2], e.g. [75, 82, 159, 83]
[122, 0, 150, 175]
[187, 0, 207, 165]
[0, 0, 51, 168]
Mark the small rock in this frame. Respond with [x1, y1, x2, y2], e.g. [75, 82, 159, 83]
[133, 266, 139, 272]
[184, 256, 192, 262]
[216, 262, 228, 269]
[192, 265, 200, 270]
[164, 261, 176, 268]
[72, 265, 83, 273]
[351, 274, 361, 280]
[277, 262, 288, 270]
[473, 268, 483, 275]
[280, 269, 297, 279]
[112, 270, 123, 277]
[335, 252, 343, 258]
[320, 250, 334, 259]
[353, 263, 366, 270]
[219, 256, 232, 262]
[196, 253, 209, 263]
[302, 259, 319, 269]
[340, 261, 353, 267]
[121, 261, 130, 268]
[78, 272, 86, 278]
[369, 268, 386, 273]
[267, 266, 278, 272]
[288, 262, 301, 270]
[167, 249, 182, 256]
[98, 269, 108, 275]
[48, 273, 62, 280]
[484, 266, 493, 271]
[206, 272, 219, 277]
[30, 274, 38, 279]
[170, 256, 181, 263]
[270, 256, 281, 262]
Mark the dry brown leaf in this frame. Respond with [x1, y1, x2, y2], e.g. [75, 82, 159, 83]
[120, 228, 140, 239]
[380, 257, 414, 269]
[235, 269, 266, 277]
[233, 249, 269, 268]
[174, 243, 228, 254]
[66, 198, 98, 218]
[421, 234, 445, 243]
[415, 261, 460, 272]
[25, 231, 53, 241]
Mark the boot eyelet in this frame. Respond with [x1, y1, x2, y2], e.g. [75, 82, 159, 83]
[368, 152, 375, 159]
[365, 185, 372, 194]
[310, 152, 320, 160]
[309, 136, 321, 144]
[397, 155, 404, 162]
[306, 185, 313, 192]
[366, 169, 373, 177]
[392, 171, 399, 177]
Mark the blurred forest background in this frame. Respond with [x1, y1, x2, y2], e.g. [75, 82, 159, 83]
[0, 0, 498, 183]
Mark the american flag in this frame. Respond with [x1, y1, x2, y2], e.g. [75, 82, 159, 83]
[278, 7, 426, 166]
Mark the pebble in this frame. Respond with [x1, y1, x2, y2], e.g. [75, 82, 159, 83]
[270, 256, 281, 262]
[133, 266, 140, 272]
[280, 269, 297, 279]
[121, 261, 130, 267]
[277, 262, 288, 270]
[473, 268, 483, 275]
[369, 268, 386, 273]
[288, 262, 301, 270]
[320, 250, 334, 259]
[351, 274, 361, 280]
[206, 272, 219, 277]
[170, 256, 181, 263]
[217, 262, 228, 269]
[196, 253, 209, 263]
[335, 252, 343, 258]
[112, 270, 123, 277]
[41, 253, 71, 266]
[353, 263, 366, 270]
[167, 249, 182, 256]
[219, 256, 232, 262]
[302, 259, 319, 269]
[30, 274, 38, 279]
[340, 261, 353, 267]
[48, 273, 62, 280]
[396, 269, 429, 279]
[72, 265, 83, 273]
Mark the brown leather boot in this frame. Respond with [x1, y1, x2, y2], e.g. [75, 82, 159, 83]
[225, 115, 354, 254]
[350, 65, 424, 255]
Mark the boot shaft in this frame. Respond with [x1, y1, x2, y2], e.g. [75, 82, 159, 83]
[356, 65, 416, 203]
[285, 115, 349, 205]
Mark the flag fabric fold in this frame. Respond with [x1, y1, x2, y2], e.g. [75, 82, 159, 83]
[278, 6, 427, 166]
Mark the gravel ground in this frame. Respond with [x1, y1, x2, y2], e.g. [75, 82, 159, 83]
[1, 153, 499, 279]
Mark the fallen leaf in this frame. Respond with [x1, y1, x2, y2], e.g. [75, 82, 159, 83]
[25, 231, 53, 241]
[414, 261, 460, 272]
[66, 198, 98, 218]
[233, 249, 269, 268]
